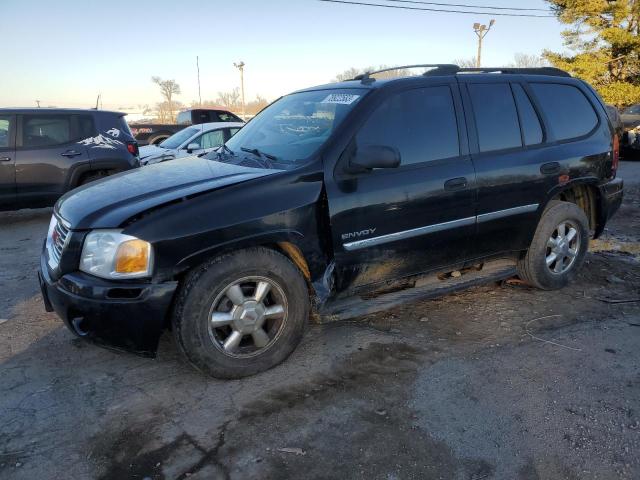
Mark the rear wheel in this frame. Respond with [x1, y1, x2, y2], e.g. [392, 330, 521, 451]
[517, 201, 589, 290]
[172, 247, 309, 378]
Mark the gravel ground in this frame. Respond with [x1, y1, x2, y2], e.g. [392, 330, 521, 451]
[0, 162, 639, 480]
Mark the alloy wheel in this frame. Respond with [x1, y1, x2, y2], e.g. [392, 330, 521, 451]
[545, 221, 581, 275]
[207, 276, 288, 358]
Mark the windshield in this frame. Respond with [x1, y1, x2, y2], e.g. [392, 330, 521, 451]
[622, 104, 640, 115]
[206, 88, 367, 169]
[159, 126, 200, 149]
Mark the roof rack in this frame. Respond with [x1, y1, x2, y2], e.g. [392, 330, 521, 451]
[454, 66, 571, 77]
[353, 64, 460, 82]
[351, 64, 571, 83]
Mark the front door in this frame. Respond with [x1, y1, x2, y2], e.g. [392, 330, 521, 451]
[325, 83, 477, 292]
[0, 114, 16, 208]
[186, 128, 226, 156]
[15, 113, 90, 207]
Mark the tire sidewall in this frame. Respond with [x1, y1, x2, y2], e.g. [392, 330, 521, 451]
[174, 248, 309, 378]
[527, 202, 590, 290]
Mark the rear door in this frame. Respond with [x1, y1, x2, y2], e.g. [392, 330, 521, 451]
[460, 79, 546, 259]
[460, 77, 601, 260]
[0, 114, 16, 208]
[15, 113, 90, 207]
[325, 82, 477, 292]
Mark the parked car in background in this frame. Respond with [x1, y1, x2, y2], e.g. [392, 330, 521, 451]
[620, 104, 640, 158]
[0, 108, 139, 211]
[139, 122, 243, 165]
[39, 65, 623, 378]
[129, 108, 244, 146]
[620, 104, 640, 130]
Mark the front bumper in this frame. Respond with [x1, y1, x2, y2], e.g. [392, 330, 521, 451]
[39, 255, 178, 356]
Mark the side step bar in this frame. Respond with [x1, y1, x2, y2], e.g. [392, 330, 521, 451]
[320, 259, 517, 322]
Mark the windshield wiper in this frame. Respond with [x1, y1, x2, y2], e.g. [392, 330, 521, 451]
[241, 146, 277, 161]
[218, 144, 235, 156]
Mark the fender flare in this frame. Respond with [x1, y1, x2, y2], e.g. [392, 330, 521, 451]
[172, 229, 329, 288]
[66, 159, 131, 190]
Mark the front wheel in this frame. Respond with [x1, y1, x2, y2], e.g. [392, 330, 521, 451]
[172, 247, 309, 378]
[517, 201, 589, 290]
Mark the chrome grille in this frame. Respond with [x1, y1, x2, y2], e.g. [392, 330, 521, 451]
[47, 216, 70, 269]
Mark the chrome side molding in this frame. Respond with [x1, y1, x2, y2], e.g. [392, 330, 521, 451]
[342, 204, 539, 251]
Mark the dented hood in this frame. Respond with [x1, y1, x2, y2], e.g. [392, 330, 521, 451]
[56, 157, 278, 229]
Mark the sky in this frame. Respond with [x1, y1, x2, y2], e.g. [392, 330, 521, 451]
[0, 0, 568, 110]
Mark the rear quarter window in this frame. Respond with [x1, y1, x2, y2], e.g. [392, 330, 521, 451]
[529, 83, 598, 141]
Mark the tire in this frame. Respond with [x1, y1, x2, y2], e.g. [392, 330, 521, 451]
[172, 247, 309, 378]
[148, 134, 170, 145]
[517, 201, 589, 290]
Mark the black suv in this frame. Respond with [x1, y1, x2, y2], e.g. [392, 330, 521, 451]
[39, 65, 623, 378]
[0, 108, 139, 211]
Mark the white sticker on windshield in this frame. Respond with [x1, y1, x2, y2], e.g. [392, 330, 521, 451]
[321, 93, 360, 105]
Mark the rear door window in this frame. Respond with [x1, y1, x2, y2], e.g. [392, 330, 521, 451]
[0, 116, 12, 148]
[468, 83, 522, 153]
[355, 85, 460, 166]
[512, 84, 543, 146]
[73, 115, 96, 139]
[529, 83, 598, 141]
[22, 115, 72, 148]
[198, 129, 225, 149]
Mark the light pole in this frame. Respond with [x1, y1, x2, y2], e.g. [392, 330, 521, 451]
[473, 19, 495, 68]
[234, 61, 246, 120]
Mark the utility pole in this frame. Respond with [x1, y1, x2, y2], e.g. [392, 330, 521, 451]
[234, 61, 246, 120]
[196, 56, 202, 106]
[473, 19, 495, 67]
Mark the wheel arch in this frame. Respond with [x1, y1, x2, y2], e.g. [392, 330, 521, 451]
[173, 230, 322, 295]
[66, 159, 131, 190]
[543, 178, 604, 237]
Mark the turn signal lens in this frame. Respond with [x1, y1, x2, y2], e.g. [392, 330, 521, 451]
[115, 239, 151, 274]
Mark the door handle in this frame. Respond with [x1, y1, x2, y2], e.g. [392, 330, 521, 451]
[0, 156, 11, 162]
[61, 150, 82, 158]
[540, 162, 561, 175]
[444, 177, 468, 190]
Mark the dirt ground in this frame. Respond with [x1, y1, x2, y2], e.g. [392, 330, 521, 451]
[1, 162, 639, 480]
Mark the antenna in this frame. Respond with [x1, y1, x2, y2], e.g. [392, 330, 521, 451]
[197, 56, 202, 106]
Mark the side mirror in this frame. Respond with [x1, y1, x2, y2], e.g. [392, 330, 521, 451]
[186, 143, 200, 153]
[349, 145, 401, 171]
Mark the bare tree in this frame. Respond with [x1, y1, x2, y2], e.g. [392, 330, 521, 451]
[452, 58, 477, 68]
[510, 53, 548, 68]
[333, 67, 365, 82]
[332, 65, 415, 82]
[151, 77, 181, 123]
[195, 93, 268, 117]
[216, 88, 241, 110]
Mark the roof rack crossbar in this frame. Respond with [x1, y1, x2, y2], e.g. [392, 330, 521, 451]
[350, 65, 571, 83]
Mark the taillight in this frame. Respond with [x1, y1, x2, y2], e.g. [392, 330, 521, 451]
[612, 134, 619, 178]
[126, 141, 139, 157]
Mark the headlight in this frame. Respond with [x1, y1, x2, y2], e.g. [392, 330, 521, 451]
[80, 230, 153, 279]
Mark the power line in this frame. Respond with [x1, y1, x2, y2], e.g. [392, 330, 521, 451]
[383, 0, 549, 11]
[317, 0, 555, 17]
